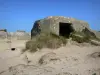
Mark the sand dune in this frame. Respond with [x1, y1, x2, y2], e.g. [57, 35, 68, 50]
[0, 39, 100, 75]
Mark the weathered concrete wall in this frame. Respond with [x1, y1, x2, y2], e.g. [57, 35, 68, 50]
[12, 31, 31, 40]
[45, 16, 90, 35]
[0, 31, 31, 40]
[31, 16, 90, 37]
[0, 31, 7, 39]
[0, 29, 7, 39]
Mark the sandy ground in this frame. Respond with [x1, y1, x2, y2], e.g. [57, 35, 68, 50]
[0, 39, 100, 75]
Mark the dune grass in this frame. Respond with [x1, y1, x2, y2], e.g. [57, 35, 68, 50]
[23, 31, 100, 53]
[70, 31, 90, 43]
[22, 32, 67, 53]
[70, 31, 100, 46]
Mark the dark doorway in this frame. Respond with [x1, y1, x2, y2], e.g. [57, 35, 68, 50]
[59, 22, 74, 38]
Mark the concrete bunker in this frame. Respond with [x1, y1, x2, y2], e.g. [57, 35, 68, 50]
[59, 22, 74, 37]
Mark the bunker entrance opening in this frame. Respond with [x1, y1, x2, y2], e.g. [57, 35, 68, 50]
[59, 22, 74, 38]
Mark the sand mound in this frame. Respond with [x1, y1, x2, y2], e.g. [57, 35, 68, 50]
[38, 52, 60, 65]
[56, 72, 73, 75]
[0, 64, 56, 75]
[89, 52, 100, 58]
[0, 39, 100, 75]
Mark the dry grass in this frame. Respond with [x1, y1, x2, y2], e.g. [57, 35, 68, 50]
[70, 31, 90, 43]
[70, 31, 100, 46]
[23, 32, 67, 53]
[22, 31, 100, 53]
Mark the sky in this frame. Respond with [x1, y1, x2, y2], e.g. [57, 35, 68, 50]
[0, 0, 100, 32]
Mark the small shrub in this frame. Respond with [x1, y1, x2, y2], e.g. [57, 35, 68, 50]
[24, 32, 67, 53]
[22, 40, 38, 52]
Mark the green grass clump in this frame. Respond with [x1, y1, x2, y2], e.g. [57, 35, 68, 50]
[70, 31, 90, 43]
[70, 34, 90, 43]
[69, 31, 100, 46]
[23, 32, 67, 53]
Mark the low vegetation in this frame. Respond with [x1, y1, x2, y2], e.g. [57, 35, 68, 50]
[23, 31, 100, 53]
[70, 31, 100, 46]
[23, 32, 67, 53]
[93, 37, 100, 41]
[70, 31, 90, 43]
